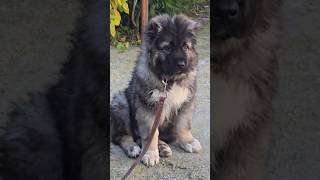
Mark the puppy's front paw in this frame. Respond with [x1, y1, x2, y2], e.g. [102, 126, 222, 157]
[141, 149, 160, 167]
[179, 138, 202, 153]
[125, 144, 141, 158]
[159, 140, 172, 157]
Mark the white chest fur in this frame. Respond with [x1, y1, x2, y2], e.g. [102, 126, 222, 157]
[213, 75, 256, 150]
[149, 83, 191, 123]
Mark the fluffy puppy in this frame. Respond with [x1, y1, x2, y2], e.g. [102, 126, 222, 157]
[212, 0, 281, 179]
[111, 14, 202, 167]
[0, 0, 108, 179]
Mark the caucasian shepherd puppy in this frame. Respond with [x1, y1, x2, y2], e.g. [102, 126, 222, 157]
[213, 0, 281, 179]
[111, 15, 201, 166]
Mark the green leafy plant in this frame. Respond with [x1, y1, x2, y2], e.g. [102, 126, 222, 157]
[110, 0, 129, 37]
[149, 0, 200, 17]
[110, 0, 208, 51]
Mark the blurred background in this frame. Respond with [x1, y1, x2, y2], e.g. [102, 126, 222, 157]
[266, 1, 320, 179]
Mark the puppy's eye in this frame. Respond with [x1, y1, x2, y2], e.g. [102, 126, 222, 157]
[162, 45, 171, 51]
[183, 42, 192, 50]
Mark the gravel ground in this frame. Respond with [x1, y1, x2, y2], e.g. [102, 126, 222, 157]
[110, 18, 210, 180]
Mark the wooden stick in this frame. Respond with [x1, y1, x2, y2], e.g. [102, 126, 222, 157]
[140, 0, 148, 41]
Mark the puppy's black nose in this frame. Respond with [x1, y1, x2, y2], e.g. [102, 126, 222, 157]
[177, 60, 186, 69]
[215, 1, 239, 20]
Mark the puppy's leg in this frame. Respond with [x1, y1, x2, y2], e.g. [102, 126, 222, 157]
[111, 91, 141, 158]
[141, 130, 159, 167]
[158, 139, 172, 157]
[213, 124, 269, 180]
[175, 101, 202, 153]
[119, 136, 141, 158]
[135, 106, 160, 167]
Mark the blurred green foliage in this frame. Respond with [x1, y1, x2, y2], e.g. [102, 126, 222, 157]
[110, 0, 209, 51]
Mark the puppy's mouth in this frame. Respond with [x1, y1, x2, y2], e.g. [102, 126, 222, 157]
[164, 73, 188, 82]
[162, 68, 189, 81]
[213, 17, 235, 40]
[164, 70, 185, 77]
[175, 68, 188, 75]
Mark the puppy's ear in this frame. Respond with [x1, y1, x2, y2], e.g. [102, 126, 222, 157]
[144, 14, 169, 42]
[145, 20, 162, 41]
[187, 20, 201, 33]
[148, 20, 162, 33]
[173, 15, 201, 34]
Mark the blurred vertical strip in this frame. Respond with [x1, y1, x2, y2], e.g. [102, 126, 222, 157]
[141, 0, 148, 40]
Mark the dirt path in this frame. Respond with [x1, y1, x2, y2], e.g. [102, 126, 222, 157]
[110, 19, 210, 179]
[266, 0, 320, 179]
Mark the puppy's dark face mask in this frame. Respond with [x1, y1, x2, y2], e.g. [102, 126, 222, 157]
[213, 0, 257, 40]
[144, 15, 200, 79]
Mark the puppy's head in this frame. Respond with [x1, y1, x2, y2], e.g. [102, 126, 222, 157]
[213, 0, 281, 58]
[213, 0, 280, 40]
[143, 14, 200, 79]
